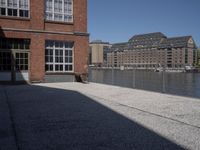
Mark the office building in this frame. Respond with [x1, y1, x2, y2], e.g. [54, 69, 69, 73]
[89, 40, 112, 66]
[107, 32, 197, 68]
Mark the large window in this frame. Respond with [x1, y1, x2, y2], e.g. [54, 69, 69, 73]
[45, 40, 74, 72]
[15, 52, 28, 71]
[0, 0, 29, 18]
[0, 38, 30, 50]
[0, 38, 30, 72]
[45, 0, 73, 22]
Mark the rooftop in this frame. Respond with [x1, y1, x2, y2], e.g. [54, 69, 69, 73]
[110, 32, 196, 51]
[129, 32, 166, 42]
[90, 40, 110, 45]
[159, 36, 194, 48]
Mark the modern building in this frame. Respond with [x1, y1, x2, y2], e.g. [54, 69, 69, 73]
[0, 0, 89, 83]
[89, 40, 112, 66]
[107, 32, 197, 68]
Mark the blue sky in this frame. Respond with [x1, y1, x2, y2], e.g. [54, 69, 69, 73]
[88, 0, 200, 46]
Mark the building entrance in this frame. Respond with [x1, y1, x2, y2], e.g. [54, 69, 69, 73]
[0, 38, 30, 83]
[0, 51, 29, 83]
[15, 52, 29, 82]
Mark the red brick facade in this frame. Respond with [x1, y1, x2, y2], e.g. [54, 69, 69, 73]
[0, 0, 89, 82]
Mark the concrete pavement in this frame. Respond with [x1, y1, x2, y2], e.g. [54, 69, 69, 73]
[0, 85, 18, 150]
[0, 83, 200, 150]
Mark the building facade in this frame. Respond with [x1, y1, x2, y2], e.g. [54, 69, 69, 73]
[198, 48, 200, 65]
[89, 40, 112, 66]
[107, 32, 197, 68]
[0, 0, 89, 83]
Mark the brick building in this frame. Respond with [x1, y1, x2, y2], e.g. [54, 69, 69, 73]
[0, 0, 89, 83]
[107, 32, 197, 68]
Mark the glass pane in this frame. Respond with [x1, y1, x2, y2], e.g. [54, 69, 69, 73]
[60, 57, 63, 62]
[13, 40, 18, 49]
[50, 56, 53, 62]
[0, 8, 6, 15]
[25, 53, 28, 58]
[16, 53, 19, 58]
[69, 57, 72, 63]
[69, 50, 72, 56]
[65, 65, 68, 71]
[8, 9, 13, 16]
[46, 0, 53, 11]
[55, 57, 59, 63]
[45, 56, 49, 62]
[0, 0, 6, 7]
[20, 10, 24, 17]
[60, 65, 63, 71]
[55, 50, 59, 55]
[20, 59, 23, 64]
[68, 42, 73, 48]
[46, 13, 53, 20]
[13, 9, 17, 16]
[19, 41, 24, 49]
[65, 57, 68, 62]
[50, 50, 53, 55]
[50, 65, 53, 71]
[64, 42, 68, 48]
[25, 59, 28, 64]
[24, 10, 29, 17]
[25, 65, 28, 70]
[19, 0, 29, 9]
[13, 0, 17, 7]
[55, 65, 59, 71]
[20, 53, 24, 58]
[60, 50, 63, 55]
[8, 0, 13, 7]
[65, 50, 68, 56]
[69, 65, 72, 71]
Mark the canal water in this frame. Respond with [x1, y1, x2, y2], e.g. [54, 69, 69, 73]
[89, 68, 200, 99]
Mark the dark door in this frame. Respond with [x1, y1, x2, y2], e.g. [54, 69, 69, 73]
[0, 51, 12, 81]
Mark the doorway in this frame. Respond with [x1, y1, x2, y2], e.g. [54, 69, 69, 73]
[0, 51, 29, 83]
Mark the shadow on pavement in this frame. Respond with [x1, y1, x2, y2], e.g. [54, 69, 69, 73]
[0, 84, 186, 150]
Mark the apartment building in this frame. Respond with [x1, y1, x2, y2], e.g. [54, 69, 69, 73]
[107, 32, 197, 68]
[89, 40, 112, 66]
[0, 0, 89, 83]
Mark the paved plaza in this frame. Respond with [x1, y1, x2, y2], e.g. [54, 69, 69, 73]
[0, 83, 200, 150]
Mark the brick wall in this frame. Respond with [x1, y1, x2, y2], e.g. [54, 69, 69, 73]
[0, 0, 89, 82]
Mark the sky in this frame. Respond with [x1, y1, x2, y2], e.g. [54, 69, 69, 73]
[88, 0, 200, 46]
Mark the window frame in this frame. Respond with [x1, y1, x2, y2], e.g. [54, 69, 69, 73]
[15, 52, 29, 71]
[0, 0, 30, 18]
[45, 0, 73, 23]
[45, 40, 74, 73]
